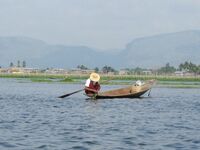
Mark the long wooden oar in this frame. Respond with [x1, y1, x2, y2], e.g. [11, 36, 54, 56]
[58, 89, 84, 98]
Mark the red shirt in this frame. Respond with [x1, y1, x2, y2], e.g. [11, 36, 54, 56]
[85, 80, 101, 94]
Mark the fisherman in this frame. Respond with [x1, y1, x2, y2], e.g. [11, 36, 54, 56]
[85, 73, 101, 96]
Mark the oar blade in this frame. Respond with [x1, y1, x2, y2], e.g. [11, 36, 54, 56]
[58, 94, 70, 98]
[58, 89, 84, 98]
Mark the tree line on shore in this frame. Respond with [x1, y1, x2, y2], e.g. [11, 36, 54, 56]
[156, 61, 200, 74]
[9, 60, 26, 68]
[78, 61, 200, 75]
[1, 61, 200, 75]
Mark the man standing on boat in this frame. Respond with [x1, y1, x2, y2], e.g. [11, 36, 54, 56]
[85, 73, 101, 97]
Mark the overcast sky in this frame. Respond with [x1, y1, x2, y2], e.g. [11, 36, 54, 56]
[0, 0, 200, 50]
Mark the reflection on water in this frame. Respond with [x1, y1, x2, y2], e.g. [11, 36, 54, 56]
[0, 78, 200, 149]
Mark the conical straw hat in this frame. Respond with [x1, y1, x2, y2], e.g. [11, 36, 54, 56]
[90, 73, 100, 82]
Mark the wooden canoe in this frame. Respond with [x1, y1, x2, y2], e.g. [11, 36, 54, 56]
[86, 79, 156, 99]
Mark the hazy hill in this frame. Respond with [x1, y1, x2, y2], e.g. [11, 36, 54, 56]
[0, 36, 119, 68]
[0, 37, 49, 67]
[39, 45, 119, 69]
[0, 30, 200, 69]
[122, 30, 200, 68]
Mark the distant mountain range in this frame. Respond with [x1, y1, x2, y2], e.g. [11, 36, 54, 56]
[122, 30, 200, 68]
[0, 30, 200, 69]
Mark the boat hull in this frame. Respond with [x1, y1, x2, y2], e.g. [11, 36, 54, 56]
[86, 79, 156, 99]
[95, 90, 148, 99]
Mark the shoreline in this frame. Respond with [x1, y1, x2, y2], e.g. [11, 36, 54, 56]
[0, 73, 200, 88]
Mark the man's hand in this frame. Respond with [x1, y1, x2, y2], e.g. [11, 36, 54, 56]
[85, 87, 98, 93]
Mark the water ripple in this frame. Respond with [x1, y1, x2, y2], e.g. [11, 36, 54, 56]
[0, 79, 200, 149]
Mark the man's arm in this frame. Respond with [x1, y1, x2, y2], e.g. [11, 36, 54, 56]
[85, 87, 98, 93]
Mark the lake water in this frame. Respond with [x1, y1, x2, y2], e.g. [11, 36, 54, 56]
[0, 78, 200, 150]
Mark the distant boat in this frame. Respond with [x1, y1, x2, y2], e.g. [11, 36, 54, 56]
[86, 79, 156, 99]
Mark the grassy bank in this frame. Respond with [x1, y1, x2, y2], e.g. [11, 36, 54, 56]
[0, 73, 200, 88]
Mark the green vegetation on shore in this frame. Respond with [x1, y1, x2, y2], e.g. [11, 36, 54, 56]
[0, 73, 200, 88]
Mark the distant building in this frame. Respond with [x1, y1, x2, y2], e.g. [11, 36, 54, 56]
[69, 68, 95, 74]
[8, 67, 23, 74]
[0, 68, 7, 73]
[107, 71, 115, 75]
[119, 69, 129, 75]
[45, 68, 68, 74]
[174, 71, 185, 76]
[0, 67, 42, 74]
[21, 68, 41, 74]
[174, 70, 195, 76]
[142, 70, 152, 75]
